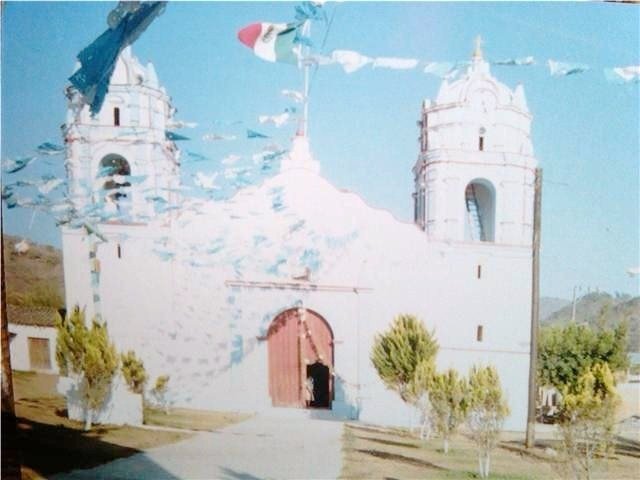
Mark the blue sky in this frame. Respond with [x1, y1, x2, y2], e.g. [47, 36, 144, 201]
[1, 1, 638, 299]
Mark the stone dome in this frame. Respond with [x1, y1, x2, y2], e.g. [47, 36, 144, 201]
[110, 46, 160, 89]
[433, 42, 529, 114]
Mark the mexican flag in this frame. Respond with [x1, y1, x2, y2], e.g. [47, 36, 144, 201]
[237, 22, 300, 65]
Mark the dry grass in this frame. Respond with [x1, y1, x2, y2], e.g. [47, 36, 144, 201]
[144, 406, 252, 432]
[3, 234, 65, 304]
[340, 423, 640, 479]
[12, 371, 192, 478]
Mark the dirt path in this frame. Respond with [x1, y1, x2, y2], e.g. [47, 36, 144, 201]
[52, 413, 344, 480]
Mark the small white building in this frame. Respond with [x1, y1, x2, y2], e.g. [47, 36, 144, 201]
[61, 43, 537, 430]
[7, 304, 60, 373]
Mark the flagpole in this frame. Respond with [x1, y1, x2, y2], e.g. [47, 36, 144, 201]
[301, 19, 310, 138]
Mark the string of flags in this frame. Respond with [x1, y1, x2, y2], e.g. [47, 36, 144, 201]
[2, 124, 294, 238]
[3, 1, 638, 269]
[37, 142, 66, 155]
[2, 156, 37, 174]
[310, 49, 638, 83]
[69, 1, 166, 115]
[604, 65, 640, 84]
[547, 60, 589, 77]
[236, 2, 638, 84]
[259, 112, 291, 128]
[202, 133, 237, 142]
[247, 129, 270, 139]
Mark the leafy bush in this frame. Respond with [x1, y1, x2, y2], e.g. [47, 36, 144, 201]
[538, 322, 628, 390]
[151, 375, 170, 413]
[407, 358, 436, 439]
[371, 314, 438, 403]
[56, 307, 119, 430]
[558, 363, 620, 480]
[121, 350, 147, 395]
[467, 365, 509, 479]
[428, 368, 468, 454]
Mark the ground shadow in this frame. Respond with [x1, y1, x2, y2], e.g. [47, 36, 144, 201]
[355, 448, 447, 471]
[355, 435, 419, 449]
[308, 408, 346, 422]
[56, 407, 69, 418]
[614, 435, 640, 459]
[50, 454, 182, 480]
[499, 440, 560, 462]
[502, 435, 640, 461]
[16, 417, 177, 479]
[348, 423, 412, 438]
[218, 467, 263, 480]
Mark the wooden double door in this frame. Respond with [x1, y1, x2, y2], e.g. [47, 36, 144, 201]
[267, 308, 334, 408]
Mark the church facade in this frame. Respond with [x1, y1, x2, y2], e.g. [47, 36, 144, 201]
[61, 44, 537, 430]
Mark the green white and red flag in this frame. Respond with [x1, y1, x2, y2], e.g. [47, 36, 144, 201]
[237, 22, 300, 65]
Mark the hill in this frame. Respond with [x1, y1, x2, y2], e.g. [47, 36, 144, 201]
[2, 235, 65, 308]
[539, 296, 571, 321]
[542, 291, 640, 352]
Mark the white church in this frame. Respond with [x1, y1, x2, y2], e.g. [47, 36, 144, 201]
[60, 42, 537, 430]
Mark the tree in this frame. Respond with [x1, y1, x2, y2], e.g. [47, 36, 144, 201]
[558, 363, 620, 480]
[371, 314, 438, 403]
[56, 307, 119, 430]
[1, 232, 21, 477]
[407, 358, 436, 439]
[151, 375, 170, 414]
[467, 365, 510, 479]
[121, 350, 148, 395]
[428, 368, 468, 454]
[538, 322, 628, 391]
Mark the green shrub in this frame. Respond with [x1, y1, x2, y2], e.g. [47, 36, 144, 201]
[538, 322, 629, 390]
[371, 314, 438, 403]
[151, 375, 170, 413]
[558, 363, 620, 480]
[428, 368, 468, 454]
[56, 307, 119, 430]
[467, 365, 510, 479]
[121, 350, 148, 395]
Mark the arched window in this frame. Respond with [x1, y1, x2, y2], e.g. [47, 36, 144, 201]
[99, 154, 131, 206]
[479, 127, 486, 151]
[420, 113, 429, 152]
[464, 179, 495, 242]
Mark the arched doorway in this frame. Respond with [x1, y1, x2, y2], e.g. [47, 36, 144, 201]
[267, 308, 333, 409]
[98, 154, 131, 205]
[464, 179, 496, 242]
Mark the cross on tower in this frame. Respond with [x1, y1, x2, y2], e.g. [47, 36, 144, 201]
[473, 35, 484, 60]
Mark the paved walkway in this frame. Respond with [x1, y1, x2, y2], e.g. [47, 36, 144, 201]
[52, 413, 344, 480]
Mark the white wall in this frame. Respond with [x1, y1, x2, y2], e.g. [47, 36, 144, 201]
[618, 382, 640, 421]
[62, 227, 95, 319]
[61, 169, 532, 430]
[60, 51, 534, 430]
[8, 324, 59, 373]
[59, 374, 143, 426]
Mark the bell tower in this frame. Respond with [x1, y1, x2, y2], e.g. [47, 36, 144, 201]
[413, 37, 537, 246]
[63, 46, 180, 223]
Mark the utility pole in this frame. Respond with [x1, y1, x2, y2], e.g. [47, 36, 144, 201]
[1, 216, 22, 477]
[526, 168, 542, 449]
[571, 285, 580, 323]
